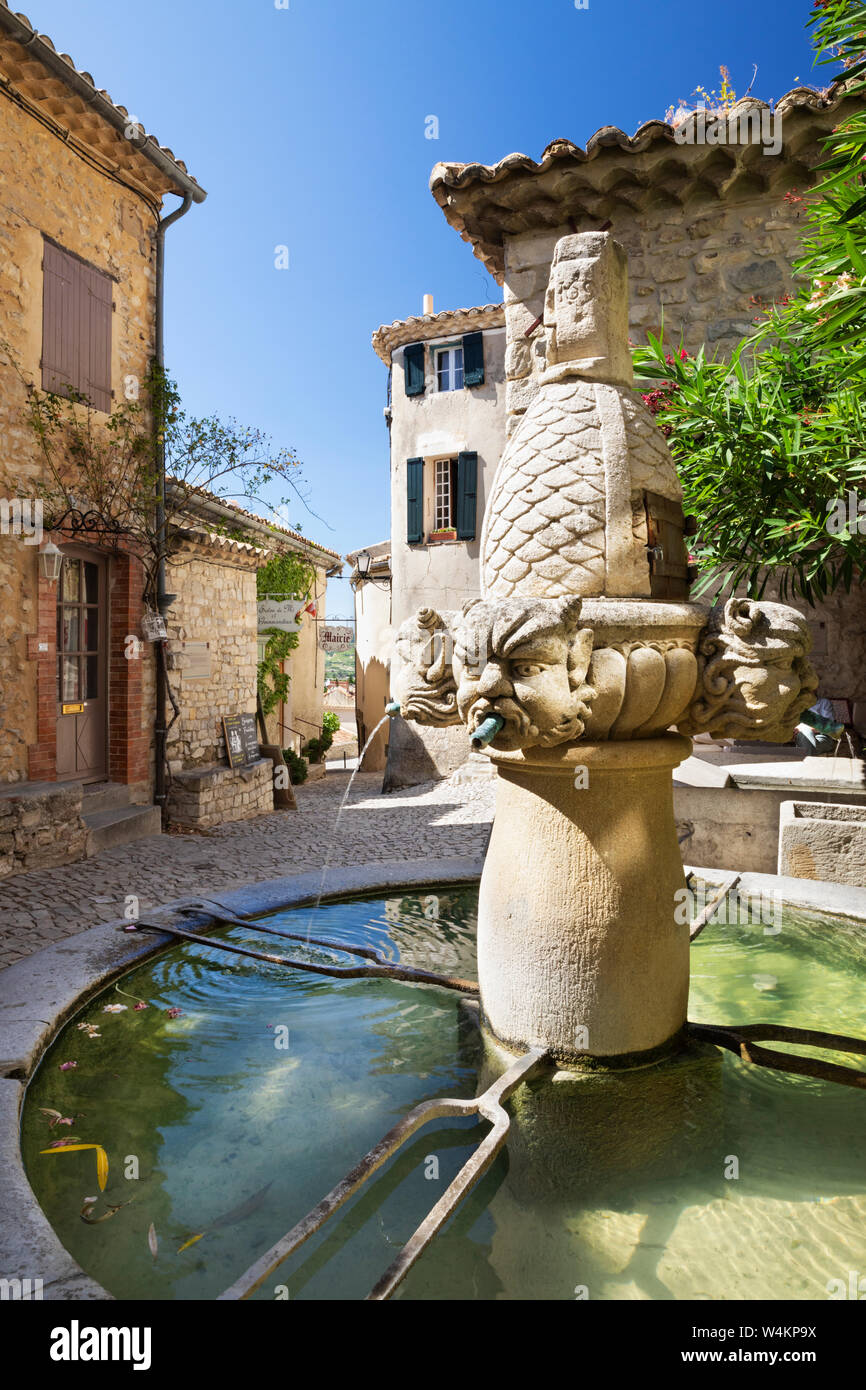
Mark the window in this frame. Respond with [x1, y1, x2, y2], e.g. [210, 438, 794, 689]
[42, 238, 113, 412]
[57, 557, 100, 702]
[434, 459, 456, 530]
[406, 452, 478, 544]
[436, 345, 464, 392]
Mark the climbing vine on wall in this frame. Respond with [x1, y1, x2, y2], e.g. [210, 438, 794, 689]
[256, 549, 317, 719]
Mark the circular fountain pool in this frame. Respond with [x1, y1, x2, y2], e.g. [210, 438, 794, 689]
[21, 887, 866, 1301]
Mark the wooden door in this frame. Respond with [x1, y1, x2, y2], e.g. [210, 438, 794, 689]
[644, 491, 691, 600]
[56, 550, 108, 782]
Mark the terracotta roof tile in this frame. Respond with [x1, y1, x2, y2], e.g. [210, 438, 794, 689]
[430, 79, 860, 280]
[372, 303, 504, 363]
[0, 1, 205, 203]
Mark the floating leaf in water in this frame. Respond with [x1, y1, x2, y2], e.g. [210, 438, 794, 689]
[48, 1138, 82, 1148]
[102, 1004, 127, 1015]
[59, 1061, 78, 1072]
[76, 1023, 101, 1038]
[133, 1003, 148, 1012]
[177, 1233, 205, 1253]
[39, 1108, 63, 1122]
[147, 1223, 158, 1260]
[39, 1143, 109, 1191]
[165, 1007, 183, 1020]
[82, 1199, 132, 1226]
[177, 1181, 274, 1255]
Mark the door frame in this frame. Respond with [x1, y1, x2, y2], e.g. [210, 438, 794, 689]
[55, 545, 110, 783]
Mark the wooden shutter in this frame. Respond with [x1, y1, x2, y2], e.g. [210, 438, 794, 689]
[42, 240, 113, 413]
[462, 331, 484, 387]
[456, 452, 478, 540]
[407, 458, 424, 543]
[644, 491, 690, 599]
[403, 342, 426, 397]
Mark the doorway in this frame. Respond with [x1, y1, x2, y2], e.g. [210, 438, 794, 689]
[56, 549, 108, 782]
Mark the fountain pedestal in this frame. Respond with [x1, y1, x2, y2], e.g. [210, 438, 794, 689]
[479, 734, 692, 1062]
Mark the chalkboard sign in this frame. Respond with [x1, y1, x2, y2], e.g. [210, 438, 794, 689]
[222, 713, 260, 768]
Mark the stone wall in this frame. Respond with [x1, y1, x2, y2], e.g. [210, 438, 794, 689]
[165, 543, 260, 769]
[501, 194, 806, 434]
[0, 782, 90, 879]
[166, 757, 274, 831]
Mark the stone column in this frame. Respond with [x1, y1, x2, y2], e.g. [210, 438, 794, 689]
[478, 733, 692, 1062]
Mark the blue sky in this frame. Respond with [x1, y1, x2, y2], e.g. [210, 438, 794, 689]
[29, 0, 826, 614]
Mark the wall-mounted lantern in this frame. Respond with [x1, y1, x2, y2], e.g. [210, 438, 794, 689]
[39, 541, 63, 583]
[356, 551, 372, 579]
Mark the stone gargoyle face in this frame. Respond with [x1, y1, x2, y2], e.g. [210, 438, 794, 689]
[452, 596, 595, 751]
[679, 598, 819, 743]
[390, 607, 461, 727]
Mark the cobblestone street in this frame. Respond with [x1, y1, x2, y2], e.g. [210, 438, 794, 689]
[0, 770, 495, 970]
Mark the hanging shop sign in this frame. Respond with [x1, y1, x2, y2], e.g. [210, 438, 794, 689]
[257, 598, 304, 633]
[222, 712, 260, 768]
[317, 624, 354, 652]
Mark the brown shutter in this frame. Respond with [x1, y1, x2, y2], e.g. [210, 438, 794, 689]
[42, 241, 113, 413]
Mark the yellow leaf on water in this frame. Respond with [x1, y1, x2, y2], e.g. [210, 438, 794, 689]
[177, 1233, 205, 1253]
[40, 1142, 109, 1191]
[40, 1144, 96, 1156]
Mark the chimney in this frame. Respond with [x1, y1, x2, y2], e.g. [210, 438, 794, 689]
[422, 293, 434, 316]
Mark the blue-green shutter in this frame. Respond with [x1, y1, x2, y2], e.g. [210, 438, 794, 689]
[404, 343, 425, 397]
[407, 458, 424, 543]
[463, 332, 484, 387]
[456, 452, 477, 540]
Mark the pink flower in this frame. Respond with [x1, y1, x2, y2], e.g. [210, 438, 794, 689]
[166, 1007, 183, 1019]
[134, 1002, 148, 1012]
[59, 1061, 77, 1072]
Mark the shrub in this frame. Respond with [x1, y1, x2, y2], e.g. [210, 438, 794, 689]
[283, 748, 308, 784]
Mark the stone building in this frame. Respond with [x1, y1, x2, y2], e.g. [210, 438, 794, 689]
[372, 300, 507, 786]
[162, 490, 342, 830]
[347, 542, 392, 773]
[426, 77, 866, 710]
[0, 6, 204, 873]
[0, 8, 340, 873]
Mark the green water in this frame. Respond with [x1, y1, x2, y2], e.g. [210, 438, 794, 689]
[21, 888, 866, 1301]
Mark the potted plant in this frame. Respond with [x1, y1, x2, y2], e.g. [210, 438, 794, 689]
[429, 527, 457, 542]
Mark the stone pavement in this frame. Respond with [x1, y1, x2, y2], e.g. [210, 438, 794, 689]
[0, 770, 495, 971]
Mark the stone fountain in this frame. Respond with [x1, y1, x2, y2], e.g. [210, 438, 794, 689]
[390, 231, 818, 1067]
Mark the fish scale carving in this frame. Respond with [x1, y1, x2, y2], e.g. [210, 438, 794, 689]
[481, 375, 683, 599]
[481, 380, 607, 598]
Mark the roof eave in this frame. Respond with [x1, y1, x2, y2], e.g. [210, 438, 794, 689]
[0, 3, 206, 202]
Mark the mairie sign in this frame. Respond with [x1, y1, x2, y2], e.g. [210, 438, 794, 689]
[318, 624, 353, 652]
[257, 598, 303, 632]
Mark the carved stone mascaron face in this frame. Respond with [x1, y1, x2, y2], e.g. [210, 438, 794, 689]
[452, 597, 595, 751]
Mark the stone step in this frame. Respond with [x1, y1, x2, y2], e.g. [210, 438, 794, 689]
[80, 781, 132, 816]
[84, 804, 162, 853]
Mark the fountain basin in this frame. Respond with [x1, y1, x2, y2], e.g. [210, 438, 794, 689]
[4, 864, 865, 1301]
